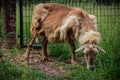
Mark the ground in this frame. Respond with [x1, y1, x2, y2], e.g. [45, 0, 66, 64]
[1, 43, 85, 78]
[10, 49, 82, 77]
[10, 50, 66, 77]
[1, 46, 120, 80]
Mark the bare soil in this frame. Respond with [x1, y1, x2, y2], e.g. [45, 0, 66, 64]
[11, 49, 68, 77]
[1, 46, 84, 78]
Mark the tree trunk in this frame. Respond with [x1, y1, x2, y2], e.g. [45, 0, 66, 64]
[3, 0, 16, 48]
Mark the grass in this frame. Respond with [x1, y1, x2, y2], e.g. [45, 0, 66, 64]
[0, 48, 50, 80]
[0, 47, 119, 80]
[1, 2, 120, 80]
[0, 61, 49, 80]
[48, 43, 71, 60]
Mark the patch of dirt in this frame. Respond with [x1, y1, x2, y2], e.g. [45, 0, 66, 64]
[11, 49, 68, 77]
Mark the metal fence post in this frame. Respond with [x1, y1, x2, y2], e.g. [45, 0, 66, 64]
[19, 0, 23, 48]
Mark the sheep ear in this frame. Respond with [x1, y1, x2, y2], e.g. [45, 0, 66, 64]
[75, 46, 84, 52]
[96, 46, 107, 54]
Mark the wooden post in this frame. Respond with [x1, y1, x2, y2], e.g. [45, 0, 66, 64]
[3, 0, 16, 48]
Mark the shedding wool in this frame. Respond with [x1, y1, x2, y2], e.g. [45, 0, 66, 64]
[79, 30, 100, 45]
[30, 4, 49, 34]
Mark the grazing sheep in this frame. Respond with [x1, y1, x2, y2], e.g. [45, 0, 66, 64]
[24, 3, 106, 70]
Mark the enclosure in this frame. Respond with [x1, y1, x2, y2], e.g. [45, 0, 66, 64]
[0, 0, 120, 80]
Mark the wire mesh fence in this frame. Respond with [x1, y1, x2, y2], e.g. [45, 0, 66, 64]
[0, 0, 120, 50]
[17, 0, 120, 50]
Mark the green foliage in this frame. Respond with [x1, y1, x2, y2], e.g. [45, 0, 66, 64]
[0, 63, 22, 80]
[48, 43, 71, 60]
[96, 0, 120, 5]
[6, 48, 24, 59]
[19, 0, 120, 6]
[0, 62, 49, 80]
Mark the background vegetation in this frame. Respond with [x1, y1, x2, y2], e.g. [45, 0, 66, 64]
[0, 0, 120, 80]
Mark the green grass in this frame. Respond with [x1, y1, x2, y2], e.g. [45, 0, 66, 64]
[0, 61, 49, 80]
[2, 2, 119, 80]
[0, 48, 50, 80]
[48, 43, 71, 60]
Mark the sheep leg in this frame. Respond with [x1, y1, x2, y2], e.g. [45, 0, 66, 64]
[68, 39, 77, 65]
[41, 37, 48, 62]
[24, 32, 36, 64]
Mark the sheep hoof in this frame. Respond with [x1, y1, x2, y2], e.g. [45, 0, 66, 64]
[71, 59, 77, 65]
[40, 56, 49, 62]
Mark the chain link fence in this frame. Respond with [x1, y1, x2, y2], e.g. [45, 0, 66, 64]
[0, 0, 120, 50]
[17, 0, 120, 50]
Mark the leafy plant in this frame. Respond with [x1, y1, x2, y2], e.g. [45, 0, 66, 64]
[48, 43, 71, 60]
